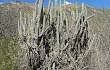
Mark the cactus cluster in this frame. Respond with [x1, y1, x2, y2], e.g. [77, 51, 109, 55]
[18, 0, 94, 70]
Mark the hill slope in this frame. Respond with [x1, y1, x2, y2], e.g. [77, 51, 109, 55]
[0, 2, 110, 39]
[0, 2, 34, 39]
[0, 2, 110, 70]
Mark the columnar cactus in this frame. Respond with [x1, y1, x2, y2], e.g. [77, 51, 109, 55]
[60, 0, 63, 31]
[18, 1, 94, 70]
[75, 2, 79, 20]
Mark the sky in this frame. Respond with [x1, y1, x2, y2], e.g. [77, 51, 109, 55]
[0, 0, 110, 9]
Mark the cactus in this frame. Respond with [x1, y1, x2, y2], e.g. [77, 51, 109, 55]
[82, 2, 85, 14]
[71, 10, 75, 31]
[64, 0, 66, 9]
[47, 0, 52, 15]
[36, 0, 44, 38]
[18, 1, 95, 70]
[41, 8, 46, 34]
[60, 0, 63, 31]
[75, 2, 79, 20]
[18, 11, 23, 38]
[56, 12, 60, 47]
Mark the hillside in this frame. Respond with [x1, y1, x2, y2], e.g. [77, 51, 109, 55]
[0, 2, 110, 70]
[0, 2, 110, 39]
[0, 2, 34, 39]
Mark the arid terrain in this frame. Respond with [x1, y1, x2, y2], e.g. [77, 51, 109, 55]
[0, 2, 110, 70]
